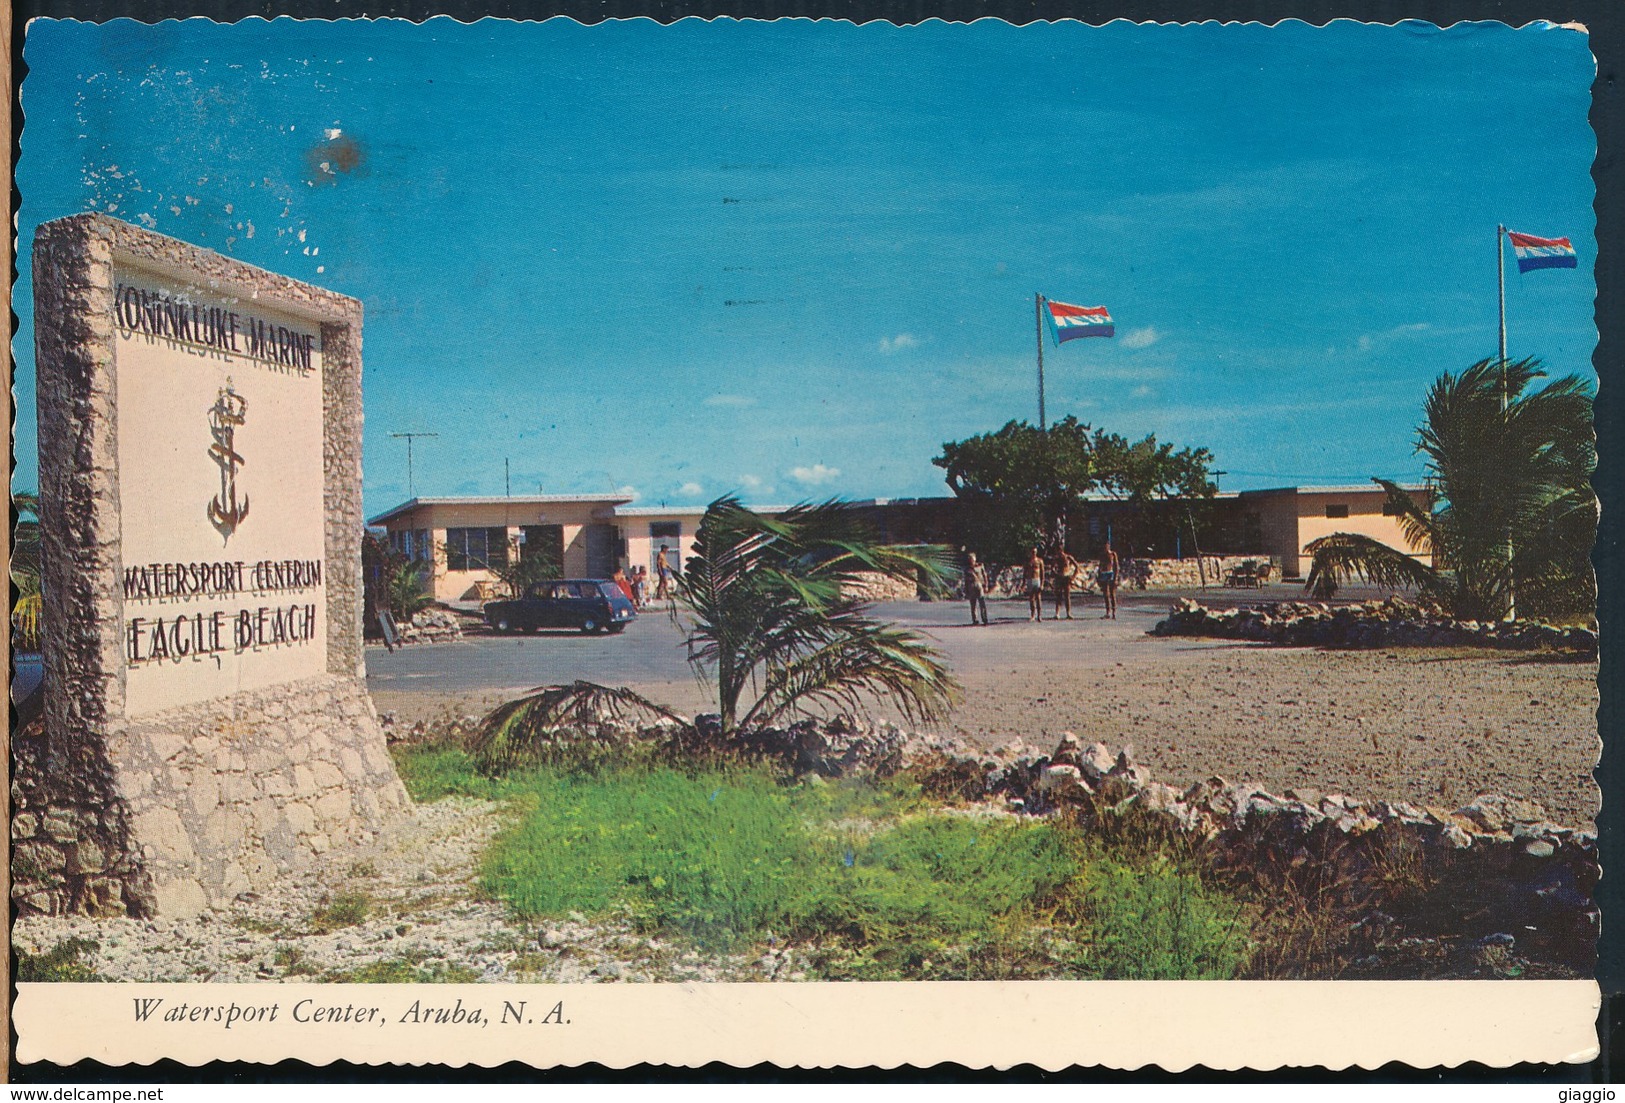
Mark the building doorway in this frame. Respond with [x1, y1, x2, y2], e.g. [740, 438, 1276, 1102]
[584, 523, 621, 578]
[520, 524, 564, 575]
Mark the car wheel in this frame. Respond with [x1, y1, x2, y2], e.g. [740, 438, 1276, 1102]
[580, 618, 599, 634]
[494, 616, 512, 633]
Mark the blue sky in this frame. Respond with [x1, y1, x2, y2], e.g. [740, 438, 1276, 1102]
[14, 17, 1596, 516]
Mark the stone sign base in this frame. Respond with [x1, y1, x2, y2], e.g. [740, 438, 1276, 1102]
[12, 675, 410, 918]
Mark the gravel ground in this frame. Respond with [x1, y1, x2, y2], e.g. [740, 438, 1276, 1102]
[13, 799, 807, 984]
[374, 592, 1601, 832]
[944, 639, 1600, 831]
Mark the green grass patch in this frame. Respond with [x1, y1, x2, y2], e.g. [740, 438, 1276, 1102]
[392, 744, 503, 802]
[482, 765, 822, 945]
[465, 760, 1248, 979]
[309, 891, 372, 933]
[16, 937, 102, 982]
[1083, 857, 1249, 979]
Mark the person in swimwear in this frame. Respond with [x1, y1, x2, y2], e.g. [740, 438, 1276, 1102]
[963, 550, 990, 626]
[1097, 540, 1120, 619]
[1053, 548, 1080, 620]
[1023, 546, 1045, 622]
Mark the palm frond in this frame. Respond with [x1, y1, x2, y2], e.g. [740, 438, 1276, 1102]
[1371, 478, 1437, 556]
[741, 614, 960, 730]
[470, 681, 687, 775]
[1304, 532, 1439, 600]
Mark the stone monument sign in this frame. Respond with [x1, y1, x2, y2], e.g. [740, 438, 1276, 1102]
[18, 214, 408, 918]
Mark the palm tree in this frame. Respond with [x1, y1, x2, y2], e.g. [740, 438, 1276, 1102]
[676, 497, 960, 732]
[12, 492, 42, 650]
[1304, 358, 1595, 621]
[470, 497, 962, 771]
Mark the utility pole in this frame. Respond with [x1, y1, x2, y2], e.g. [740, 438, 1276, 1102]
[390, 432, 438, 498]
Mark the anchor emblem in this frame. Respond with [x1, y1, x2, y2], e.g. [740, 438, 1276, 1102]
[207, 379, 249, 538]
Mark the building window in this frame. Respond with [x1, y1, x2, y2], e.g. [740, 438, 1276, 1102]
[1325, 504, 1350, 519]
[650, 522, 682, 576]
[445, 526, 509, 571]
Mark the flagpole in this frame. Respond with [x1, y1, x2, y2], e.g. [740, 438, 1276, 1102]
[1035, 292, 1047, 430]
[1497, 224, 1507, 367]
[1496, 224, 1516, 621]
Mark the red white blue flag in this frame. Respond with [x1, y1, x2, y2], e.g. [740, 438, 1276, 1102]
[1045, 299, 1114, 344]
[1508, 231, 1578, 273]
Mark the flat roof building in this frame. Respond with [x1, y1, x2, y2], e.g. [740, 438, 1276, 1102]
[366, 482, 1433, 601]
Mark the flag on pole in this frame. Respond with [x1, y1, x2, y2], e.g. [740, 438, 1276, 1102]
[1507, 231, 1578, 273]
[1044, 299, 1114, 344]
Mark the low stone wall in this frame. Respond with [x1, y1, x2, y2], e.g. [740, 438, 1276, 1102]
[1152, 597, 1598, 654]
[843, 571, 923, 602]
[12, 674, 412, 918]
[846, 557, 1284, 602]
[987, 555, 1281, 595]
[659, 715, 1595, 965]
[396, 607, 465, 645]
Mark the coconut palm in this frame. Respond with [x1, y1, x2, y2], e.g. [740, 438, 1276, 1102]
[1304, 358, 1595, 621]
[676, 497, 960, 731]
[469, 497, 962, 771]
[12, 491, 42, 650]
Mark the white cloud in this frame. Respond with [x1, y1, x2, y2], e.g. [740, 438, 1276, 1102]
[704, 394, 756, 407]
[1120, 326, 1160, 350]
[878, 333, 920, 354]
[739, 474, 763, 489]
[614, 484, 640, 502]
[678, 482, 704, 497]
[1130, 384, 1155, 399]
[1357, 334, 1373, 352]
[789, 463, 841, 486]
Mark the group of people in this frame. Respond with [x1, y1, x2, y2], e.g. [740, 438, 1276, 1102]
[609, 543, 677, 610]
[961, 542, 1120, 626]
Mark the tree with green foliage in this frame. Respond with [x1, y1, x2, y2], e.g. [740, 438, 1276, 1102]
[488, 535, 562, 598]
[471, 497, 962, 769]
[362, 530, 434, 624]
[934, 418, 1216, 569]
[933, 417, 1096, 570]
[1087, 430, 1218, 557]
[1304, 357, 1595, 621]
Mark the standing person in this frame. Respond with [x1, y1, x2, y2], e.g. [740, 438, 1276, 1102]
[632, 565, 648, 609]
[1053, 548, 1081, 620]
[963, 550, 990, 626]
[612, 566, 635, 604]
[654, 544, 673, 602]
[1097, 540, 1121, 619]
[1023, 546, 1045, 622]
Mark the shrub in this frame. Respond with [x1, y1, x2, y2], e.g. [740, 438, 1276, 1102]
[1082, 857, 1249, 979]
[310, 891, 372, 932]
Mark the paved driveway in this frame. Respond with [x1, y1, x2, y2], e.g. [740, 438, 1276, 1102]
[364, 581, 1361, 717]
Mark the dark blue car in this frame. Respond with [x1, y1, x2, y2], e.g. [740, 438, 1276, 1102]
[483, 579, 637, 635]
